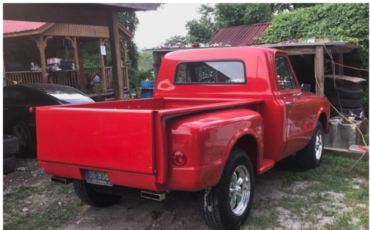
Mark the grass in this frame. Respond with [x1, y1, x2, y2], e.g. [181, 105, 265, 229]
[245, 153, 369, 230]
[3, 183, 84, 230]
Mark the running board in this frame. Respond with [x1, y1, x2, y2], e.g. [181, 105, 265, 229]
[257, 159, 275, 175]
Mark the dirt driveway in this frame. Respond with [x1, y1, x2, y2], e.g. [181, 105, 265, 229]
[3, 154, 369, 230]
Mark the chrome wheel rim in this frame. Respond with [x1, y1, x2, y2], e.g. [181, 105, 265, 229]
[12, 125, 27, 154]
[315, 129, 323, 160]
[229, 165, 250, 216]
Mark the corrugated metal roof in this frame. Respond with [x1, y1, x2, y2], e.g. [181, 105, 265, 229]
[3, 20, 133, 38]
[3, 20, 50, 34]
[208, 23, 270, 46]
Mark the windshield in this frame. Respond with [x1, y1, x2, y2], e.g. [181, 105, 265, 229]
[175, 61, 246, 84]
[33, 86, 94, 104]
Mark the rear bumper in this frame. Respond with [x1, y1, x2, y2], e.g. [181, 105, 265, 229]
[39, 160, 223, 192]
[39, 161, 166, 191]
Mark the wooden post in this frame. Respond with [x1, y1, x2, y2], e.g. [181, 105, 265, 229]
[120, 38, 129, 90]
[315, 46, 324, 97]
[108, 9, 123, 100]
[31, 35, 52, 79]
[338, 53, 344, 75]
[99, 38, 107, 92]
[65, 36, 85, 88]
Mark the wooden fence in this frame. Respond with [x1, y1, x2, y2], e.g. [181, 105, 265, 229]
[5, 67, 128, 91]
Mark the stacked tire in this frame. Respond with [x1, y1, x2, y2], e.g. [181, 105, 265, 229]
[3, 135, 19, 175]
[325, 78, 364, 117]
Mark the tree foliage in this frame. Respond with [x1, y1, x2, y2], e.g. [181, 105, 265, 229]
[117, 12, 139, 69]
[214, 3, 272, 29]
[271, 3, 317, 13]
[186, 4, 217, 43]
[164, 35, 190, 46]
[260, 3, 369, 115]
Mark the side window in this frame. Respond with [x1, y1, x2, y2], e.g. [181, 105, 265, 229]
[275, 56, 298, 90]
[3, 90, 26, 101]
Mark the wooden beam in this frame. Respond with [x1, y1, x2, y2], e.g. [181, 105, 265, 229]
[153, 52, 161, 86]
[31, 35, 52, 79]
[108, 9, 124, 100]
[65, 36, 85, 88]
[78, 49, 85, 89]
[99, 38, 107, 92]
[120, 38, 129, 90]
[338, 53, 344, 75]
[315, 46, 325, 97]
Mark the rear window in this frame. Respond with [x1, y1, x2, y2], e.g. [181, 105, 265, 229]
[174, 61, 246, 84]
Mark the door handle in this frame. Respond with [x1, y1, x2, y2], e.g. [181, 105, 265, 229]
[285, 101, 294, 105]
[296, 92, 303, 98]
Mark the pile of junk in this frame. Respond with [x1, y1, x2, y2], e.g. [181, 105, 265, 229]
[323, 75, 368, 161]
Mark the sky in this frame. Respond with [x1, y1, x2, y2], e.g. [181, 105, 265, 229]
[135, 3, 213, 50]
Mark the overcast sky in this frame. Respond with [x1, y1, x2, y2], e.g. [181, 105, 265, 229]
[134, 4, 213, 49]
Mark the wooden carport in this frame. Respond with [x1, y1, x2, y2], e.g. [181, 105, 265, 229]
[4, 20, 133, 94]
[3, 3, 158, 100]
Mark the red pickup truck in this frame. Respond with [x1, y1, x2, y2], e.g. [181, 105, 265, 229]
[36, 47, 330, 230]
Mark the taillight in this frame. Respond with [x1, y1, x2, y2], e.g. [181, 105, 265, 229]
[29, 107, 35, 113]
[172, 151, 187, 166]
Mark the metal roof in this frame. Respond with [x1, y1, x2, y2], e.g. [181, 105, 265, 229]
[208, 23, 270, 46]
[3, 20, 133, 38]
[3, 20, 50, 34]
[255, 42, 361, 49]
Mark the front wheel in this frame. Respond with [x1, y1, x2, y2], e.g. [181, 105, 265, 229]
[296, 122, 324, 170]
[200, 148, 254, 230]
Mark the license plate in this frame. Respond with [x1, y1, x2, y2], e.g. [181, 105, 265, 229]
[86, 170, 113, 186]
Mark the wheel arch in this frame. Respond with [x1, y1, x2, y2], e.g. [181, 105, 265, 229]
[318, 112, 328, 133]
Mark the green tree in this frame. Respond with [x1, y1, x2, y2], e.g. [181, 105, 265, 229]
[117, 12, 139, 69]
[164, 35, 190, 46]
[186, 4, 218, 44]
[138, 51, 153, 71]
[214, 3, 272, 29]
[271, 3, 318, 13]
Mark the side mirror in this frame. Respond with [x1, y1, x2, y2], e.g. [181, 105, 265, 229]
[301, 83, 311, 92]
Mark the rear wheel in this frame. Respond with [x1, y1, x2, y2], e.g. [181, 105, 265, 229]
[296, 122, 324, 170]
[11, 121, 35, 156]
[200, 148, 254, 230]
[73, 179, 121, 208]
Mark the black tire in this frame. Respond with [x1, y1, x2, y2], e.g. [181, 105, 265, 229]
[324, 87, 364, 99]
[11, 121, 35, 157]
[296, 122, 324, 170]
[330, 106, 363, 117]
[3, 155, 17, 175]
[326, 95, 362, 108]
[325, 78, 362, 90]
[73, 179, 121, 208]
[200, 148, 254, 230]
[3, 135, 19, 158]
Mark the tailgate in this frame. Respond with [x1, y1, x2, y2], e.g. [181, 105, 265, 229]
[36, 107, 154, 174]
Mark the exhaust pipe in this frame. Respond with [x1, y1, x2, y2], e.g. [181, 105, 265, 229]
[141, 191, 166, 201]
[51, 176, 73, 185]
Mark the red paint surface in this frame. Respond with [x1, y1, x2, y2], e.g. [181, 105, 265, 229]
[37, 47, 330, 192]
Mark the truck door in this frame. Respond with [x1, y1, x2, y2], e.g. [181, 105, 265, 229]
[274, 55, 312, 156]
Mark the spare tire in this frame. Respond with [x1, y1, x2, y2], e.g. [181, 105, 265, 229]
[325, 87, 364, 99]
[3, 135, 19, 158]
[3, 155, 17, 175]
[330, 106, 363, 117]
[326, 95, 362, 108]
[325, 78, 362, 90]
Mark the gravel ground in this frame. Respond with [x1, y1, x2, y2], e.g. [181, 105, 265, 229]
[3, 154, 368, 230]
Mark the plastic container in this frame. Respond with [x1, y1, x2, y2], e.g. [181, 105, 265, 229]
[141, 81, 154, 88]
[141, 89, 154, 98]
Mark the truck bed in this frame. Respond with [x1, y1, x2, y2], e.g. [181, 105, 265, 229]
[36, 97, 263, 185]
